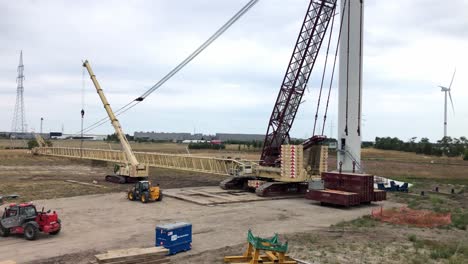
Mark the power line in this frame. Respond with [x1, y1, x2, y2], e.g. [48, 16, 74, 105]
[74, 0, 259, 136]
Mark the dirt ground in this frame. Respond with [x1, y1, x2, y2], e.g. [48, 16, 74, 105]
[0, 149, 223, 202]
[0, 192, 398, 263]
[0, 146, 467, 263]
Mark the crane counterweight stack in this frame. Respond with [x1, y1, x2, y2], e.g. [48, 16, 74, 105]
[83, 60, 149, 183]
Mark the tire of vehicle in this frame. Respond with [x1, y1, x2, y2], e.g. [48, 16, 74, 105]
[140, 192, 149, 203]
[24, 223, 39, 240]
[156, 191, 163, 201]
[50, 219, 61, 235]
[127, 191, 135, 201]
[49, 228, 61, 235]
[0, 222, 10, 237]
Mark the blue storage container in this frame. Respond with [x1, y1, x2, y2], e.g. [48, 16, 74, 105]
[155, 222, 192, 255]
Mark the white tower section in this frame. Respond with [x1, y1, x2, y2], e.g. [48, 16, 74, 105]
[337, 0, 364, 172]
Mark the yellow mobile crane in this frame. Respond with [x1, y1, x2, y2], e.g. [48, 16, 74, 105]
[82, 60, 150, 184]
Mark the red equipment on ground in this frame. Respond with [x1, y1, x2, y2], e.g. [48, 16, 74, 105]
[0, 203, 61, 240]
[371, 207, 451, 228]
[306, 172, 386, 207]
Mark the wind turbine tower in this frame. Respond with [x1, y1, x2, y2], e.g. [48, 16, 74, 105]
[438, 70, 455, 138]
[337, 0, 364, 172]
[11, 50, 27, 134]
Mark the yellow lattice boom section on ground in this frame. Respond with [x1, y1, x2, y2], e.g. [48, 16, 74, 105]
[35, 147, 244, 176]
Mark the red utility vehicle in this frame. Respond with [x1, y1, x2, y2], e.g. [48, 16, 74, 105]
[0, 203, 61, 240]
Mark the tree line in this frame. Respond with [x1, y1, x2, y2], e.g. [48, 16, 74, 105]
[373, 136, 468, 160]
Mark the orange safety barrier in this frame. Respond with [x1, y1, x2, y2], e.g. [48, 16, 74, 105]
[371, 206, 451, 228]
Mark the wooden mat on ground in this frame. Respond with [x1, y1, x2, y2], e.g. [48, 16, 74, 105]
[95, 247, 169, 264]
[0, 261, 16, 264]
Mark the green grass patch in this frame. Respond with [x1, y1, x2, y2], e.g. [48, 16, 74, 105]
[451, 211, 468, 230]
[430, 196, 445, 205]
[332, 215, 378, 229]
[389, 176, 468, 186]
[390, 191, 467, 229]
[408, 237, 468, 260]
[407, 234, 417, 242]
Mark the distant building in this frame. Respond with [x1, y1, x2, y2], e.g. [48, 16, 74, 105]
[133, 131, 267, 142]
[215, 133, 264, 142]
[9, 132, 34, 139]
[49, 132, 62, 139]
[181, 140, 208, 144]
[0, 132, 11, 138]
[134, 132, 207, 141]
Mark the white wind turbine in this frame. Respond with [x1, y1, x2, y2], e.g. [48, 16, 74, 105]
[438, 69, 456, 138]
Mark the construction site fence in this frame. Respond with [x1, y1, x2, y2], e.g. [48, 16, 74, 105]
[371, 206, 451, 228]
[35, 147, 245, 176]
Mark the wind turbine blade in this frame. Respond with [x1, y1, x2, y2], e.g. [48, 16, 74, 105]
[449, 68, 456, 89]
[449, 91, 455, 113]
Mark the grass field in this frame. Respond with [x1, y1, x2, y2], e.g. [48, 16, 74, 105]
[0, 149, 223, 202]
[324, 148, 468, 184]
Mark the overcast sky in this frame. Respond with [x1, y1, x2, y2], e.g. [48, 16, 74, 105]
[1, 0, 467, 142]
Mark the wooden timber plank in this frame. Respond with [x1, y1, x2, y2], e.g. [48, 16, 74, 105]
[292, 258, 312, 264]
[99, 258, 170, 264]
[265, 251, 278, 261]
[185, 190, 239, 202]
[0, 261, 16, 264]
[224, 256, 252, 262]
[95, 247, 168, 263]
[97, 255, 168, 264]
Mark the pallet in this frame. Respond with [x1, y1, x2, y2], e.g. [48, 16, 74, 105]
[95, 247, 169, 264]
[0, 261, 16, 264]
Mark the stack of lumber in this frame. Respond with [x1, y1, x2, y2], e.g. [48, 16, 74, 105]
[95, 247, 170, 264]
[0, 261, 16, 264]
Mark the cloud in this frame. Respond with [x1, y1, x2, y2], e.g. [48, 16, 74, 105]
[0, 0, 467, 142]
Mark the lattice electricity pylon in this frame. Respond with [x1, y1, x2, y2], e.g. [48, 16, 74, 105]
[11, 50, 27, 134]
[260, 0, 337, 166]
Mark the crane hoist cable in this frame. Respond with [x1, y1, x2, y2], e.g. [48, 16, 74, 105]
[80, 66, 85, 157]
[321, 0, 347, 136]
[73, 0, 259, 136]
[312, 6, 337, 136]
[344, 0, 352, 136]
[357, 0, 363, 136]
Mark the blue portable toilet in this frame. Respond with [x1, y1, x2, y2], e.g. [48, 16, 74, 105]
[156, 222, 192, 255]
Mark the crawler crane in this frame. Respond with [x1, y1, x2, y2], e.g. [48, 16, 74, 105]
[82, 61, 153, 185]
[221, 0, 337, 196]
[223, 0, 367, 198]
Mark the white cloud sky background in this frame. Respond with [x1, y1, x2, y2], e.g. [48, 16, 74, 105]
[1, 0, 467, 142]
